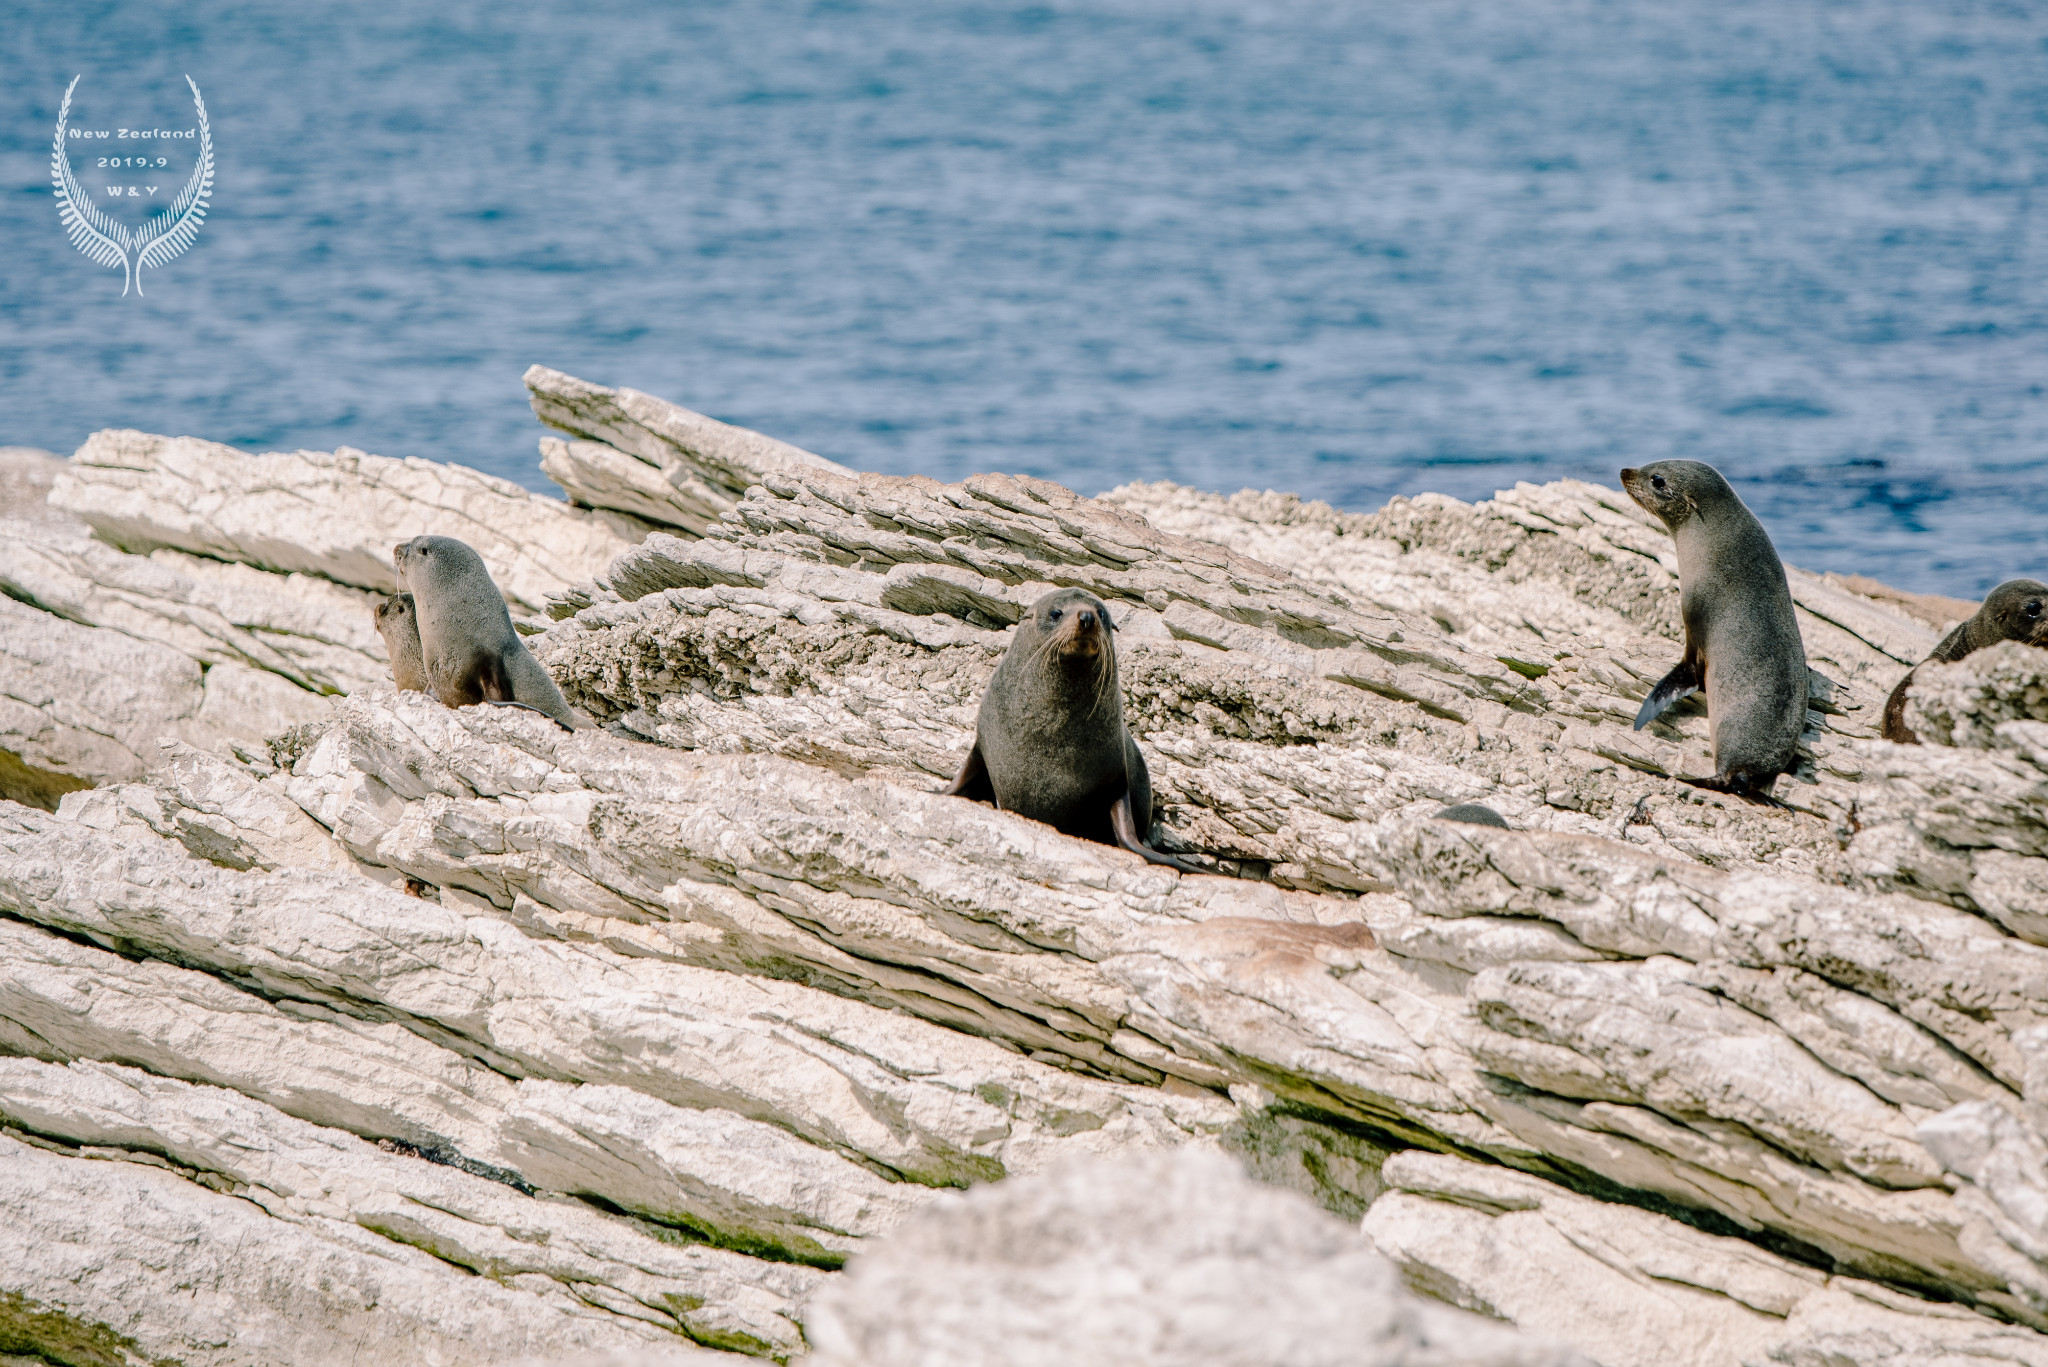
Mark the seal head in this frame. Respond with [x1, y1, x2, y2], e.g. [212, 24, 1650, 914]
[392, 535, 578, 730]
[1620, 460, 1809, 799]
[943, 588, 1194, 870]
[1882, 577, 2048, 743]
[374, 592, 428, 693]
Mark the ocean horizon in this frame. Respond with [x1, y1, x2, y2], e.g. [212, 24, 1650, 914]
[4, 0, 2044, 596]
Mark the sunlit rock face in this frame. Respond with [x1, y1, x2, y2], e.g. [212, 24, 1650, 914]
[4, 372, 2048, 1364]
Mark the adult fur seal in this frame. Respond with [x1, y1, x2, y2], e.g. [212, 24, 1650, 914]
[374, 593, 428, 693]
[1881, 578, 2048, 743]
[392, 535, 577, 729]
[1621, 459, 1808, 798]
[944, 587, 1194, 871]
[1434, 803, 1508, 828]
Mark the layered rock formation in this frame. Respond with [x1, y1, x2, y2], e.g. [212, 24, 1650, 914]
[4, 370, 2048, 1364]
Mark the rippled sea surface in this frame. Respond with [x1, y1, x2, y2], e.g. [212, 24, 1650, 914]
[4, 1, 2045, 595]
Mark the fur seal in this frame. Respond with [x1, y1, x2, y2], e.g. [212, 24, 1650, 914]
[1881, 578, 2048, 743]
[374, 593, 428, 693]
[392, 535, 577, 730]
[944, 587, 1194, 871]
[1434, 803, 1508, 828]
[1621, 459, 1809, 798]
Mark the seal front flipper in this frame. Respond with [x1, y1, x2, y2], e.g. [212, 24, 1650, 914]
[942, 742, 996, 803]
[1109, 793, 1201, 873]
[1633, 657, 1702, 731]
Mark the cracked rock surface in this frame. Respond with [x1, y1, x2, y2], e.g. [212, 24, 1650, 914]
[5, 370, 2048, 1364]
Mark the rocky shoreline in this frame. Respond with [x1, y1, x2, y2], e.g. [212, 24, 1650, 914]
[2, 370, 2047, 1364]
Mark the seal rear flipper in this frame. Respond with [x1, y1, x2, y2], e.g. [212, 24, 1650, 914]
[1109, 793, 1201, 873]
[942, 742, 996, 803]
[1880, 669, 1919, 744]
[1633, 657, 1703, 730]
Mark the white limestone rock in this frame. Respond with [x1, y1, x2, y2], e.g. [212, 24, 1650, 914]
[526, 365, 854, 536]
[802, 1147, 1587, 1367]
[1364, 1151, 2048, 1367]
[50, 428, 632, 616]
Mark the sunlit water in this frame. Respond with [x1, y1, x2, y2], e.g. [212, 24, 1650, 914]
[4, 0, 2045, 595]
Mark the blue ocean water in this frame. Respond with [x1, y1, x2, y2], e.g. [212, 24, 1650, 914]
[3, 1, 2045, 596]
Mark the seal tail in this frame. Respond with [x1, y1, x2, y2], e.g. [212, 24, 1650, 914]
[1633, 658, 1703, 730]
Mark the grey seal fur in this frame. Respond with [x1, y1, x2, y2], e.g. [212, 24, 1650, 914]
[374, 593, 428, 693]
[1881, 577, 2048, 744]
[1434, 803, 1508, 828]
[944, 587, 1195, 871]
[392, 535, 577, 730]
[1621, 459, 1808, 798]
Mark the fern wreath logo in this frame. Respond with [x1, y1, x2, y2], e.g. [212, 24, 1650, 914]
[51, 75, 215, 297]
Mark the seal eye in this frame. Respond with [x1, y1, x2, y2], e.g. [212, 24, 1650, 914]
[2029, 602, 2042, 619]
[1047, 608, 1063, 622]
[1650, 474, 1667, 491]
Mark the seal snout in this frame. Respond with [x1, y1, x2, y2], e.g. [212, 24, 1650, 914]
[1054, 608, 1104, 657]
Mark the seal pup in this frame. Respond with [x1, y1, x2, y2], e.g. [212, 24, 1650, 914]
[1434, 803, 1508, 828]
[392, 535, 578, 730]
[1881, 578, 2048, 743]
[944, 587, 1195, 871]
[373, 593, 428, 693]
[1621, 460, 1808, 799]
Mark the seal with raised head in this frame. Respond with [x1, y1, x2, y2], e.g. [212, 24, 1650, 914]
[374, 592, 428, 693]
[1881, 578, 2048, 744]
[944, 587, 1194, 871]
[392, 535, 577, 730]
[1621, 459, 1809, 798]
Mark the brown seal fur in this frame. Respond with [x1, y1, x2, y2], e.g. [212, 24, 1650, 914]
[1621, 459, 1809, 799]
[374, 593, 428, 693]
[944, 587, 1194, 870]
[1881, 578, 2048, 743]
[392, 535, 577, 729]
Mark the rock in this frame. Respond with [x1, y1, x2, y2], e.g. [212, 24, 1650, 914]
[801, 1147, 1587, 1367]
[0, 445, 70, 524]
[0, 1056, 786, 1364]
[1364, 1150, 2048, 1367]
[0, 515, 390, 695]
[0, 595, 329, 805]
[8, 374, 2048, 1365]
[527, 366, 853, 536]
[49, 428, 632, 616]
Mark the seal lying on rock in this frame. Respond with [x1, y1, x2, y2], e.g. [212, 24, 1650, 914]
[373, 593, 428, 693]
[392, 535, 578, 730]
[945, 588, 1196, 871]
[1621, 460, 1809, 799]
[1881, 578, 2048, 744]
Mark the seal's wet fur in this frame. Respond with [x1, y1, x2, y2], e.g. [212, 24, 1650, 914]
[1622, 459, 1809, 800]
[1882, 578, 2048, 743]
[374, 592, 428, 693]
[392, 535, 577, 730]
[945, 587, 1193, 870]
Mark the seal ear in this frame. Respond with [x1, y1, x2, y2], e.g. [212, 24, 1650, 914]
[1103, 609, 1116, 631]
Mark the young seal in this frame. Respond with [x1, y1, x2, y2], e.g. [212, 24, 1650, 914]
[1434, 803, 1508, 828]
[944, 587, 1195, 871]
[392, 535, 577, 730]
[1881, 578, 2048, 743]
[373, 593, 428, 693]
[1621, 459, 1808, 799]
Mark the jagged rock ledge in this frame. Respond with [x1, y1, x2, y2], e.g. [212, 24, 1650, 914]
[1, 374, 2047, 1364]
